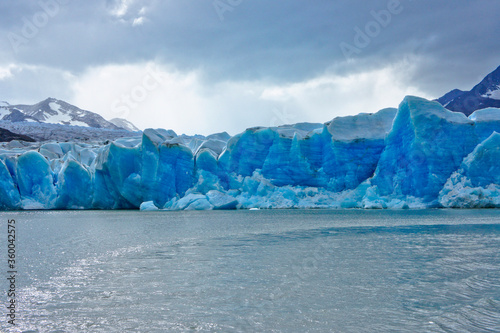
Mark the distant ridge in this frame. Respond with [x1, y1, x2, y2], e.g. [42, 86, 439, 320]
[436, 65, 500, 116]
[0, 98, 139, 131]
[109, 118, 140, 132]
[0, 127, 35, 142]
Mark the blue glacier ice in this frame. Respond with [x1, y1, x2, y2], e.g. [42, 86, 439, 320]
[0, 96, 499, 210]
[17, 151, 58, 209]
[365, 96, 480, 206]
[0, 159, 21, 209]
[439, 131, 500, 208]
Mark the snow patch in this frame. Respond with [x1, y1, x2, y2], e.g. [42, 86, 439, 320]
[481, 86, 500, 100]
[109, 118, 140, 132]
[49, 102, 61, 112]
[70, 121, 90, 127]
[0, 108, 10, 119]
[44, 102, 73, 125]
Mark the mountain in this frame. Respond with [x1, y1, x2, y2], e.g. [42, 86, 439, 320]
[435, 89, 465, 106]
[0, 98, 138, 131]
[0, 127, 35, 142]
[436, 65, 500, 115]
[109, 118, 140, 132]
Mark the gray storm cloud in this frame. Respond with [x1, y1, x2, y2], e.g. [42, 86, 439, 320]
[0, 0, 499, 133]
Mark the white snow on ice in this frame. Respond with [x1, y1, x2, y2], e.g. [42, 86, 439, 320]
[327, 108, 397, 141]
[469, 108, 500, 122]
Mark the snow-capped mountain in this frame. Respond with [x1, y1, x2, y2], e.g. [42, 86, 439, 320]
[0, 98, 138, 131]
[109, 118, 140, 132]
[436, 65, 500, 115]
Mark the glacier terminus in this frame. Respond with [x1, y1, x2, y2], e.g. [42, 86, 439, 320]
[1, 96, 500, 211]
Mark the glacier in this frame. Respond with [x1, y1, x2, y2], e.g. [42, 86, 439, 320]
[1, 96, 500, 211]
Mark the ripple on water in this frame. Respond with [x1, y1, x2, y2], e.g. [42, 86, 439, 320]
[1, 210, 499, 332]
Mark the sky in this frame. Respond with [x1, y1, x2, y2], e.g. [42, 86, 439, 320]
[0, 0, 499, 135]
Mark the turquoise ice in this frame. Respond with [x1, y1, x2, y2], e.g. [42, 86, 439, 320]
[0, 96, 499, 210]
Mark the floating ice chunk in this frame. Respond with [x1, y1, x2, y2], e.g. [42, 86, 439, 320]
[140, 201, 159, 211]
[206, 190, 238, 210]
[168, 193, 207, 210]
[185, 197, 213, 210]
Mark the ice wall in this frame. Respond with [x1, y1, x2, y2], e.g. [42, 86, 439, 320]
[0, 96, 499, 210]
[439, 132, 500, 207]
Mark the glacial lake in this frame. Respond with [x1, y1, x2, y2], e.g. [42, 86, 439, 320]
[1, 209, 500, 332]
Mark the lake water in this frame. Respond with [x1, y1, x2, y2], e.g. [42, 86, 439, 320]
[1, 209, 500, 332]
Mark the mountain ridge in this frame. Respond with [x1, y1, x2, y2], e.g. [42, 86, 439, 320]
[436, 65, 500, 115]
[0, 98, 139, 132]
[0, 127, 35, 142]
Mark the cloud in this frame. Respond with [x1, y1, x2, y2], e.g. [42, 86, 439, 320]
[68, 60, 429, 135]
[132, 16, 145, 26]
[109, 0, 134, 17]
[70, 62, 267, 135]
[0, 63, 75, 104]
[2, 0, 499, 85]
[0, 64, 16, 80]
[0, 0, 499, 135]
[108, 0, 151, 27]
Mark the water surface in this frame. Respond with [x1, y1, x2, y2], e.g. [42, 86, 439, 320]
[1, 209, 499, 332]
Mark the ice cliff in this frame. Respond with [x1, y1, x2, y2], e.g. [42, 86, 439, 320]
[1, 96, 499, 210]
